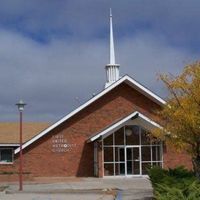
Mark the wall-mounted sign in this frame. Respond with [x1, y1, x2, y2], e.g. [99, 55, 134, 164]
[51, 134, 76, 153]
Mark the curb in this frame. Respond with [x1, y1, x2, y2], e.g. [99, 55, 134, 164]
[5, 188, 117, 195]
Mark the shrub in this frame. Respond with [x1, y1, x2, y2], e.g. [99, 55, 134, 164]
[155, 185, 186, 200]
[148, 166, 200, 200]
[168, 166, 194, 179]
[155, 181, 200, 200]
[148, 166, 168, 187]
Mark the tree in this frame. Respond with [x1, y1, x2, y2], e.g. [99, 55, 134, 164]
[153, 62, 200, 178]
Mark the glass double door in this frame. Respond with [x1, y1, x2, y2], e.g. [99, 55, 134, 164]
[119, 146, 140, 176]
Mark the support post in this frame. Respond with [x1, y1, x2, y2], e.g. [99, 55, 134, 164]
[19, 111, 23, 191]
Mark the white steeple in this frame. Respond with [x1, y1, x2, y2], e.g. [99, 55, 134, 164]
[105, 8, 120, 88]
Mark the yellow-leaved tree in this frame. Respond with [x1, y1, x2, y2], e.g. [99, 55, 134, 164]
[153, 62, 200, 178]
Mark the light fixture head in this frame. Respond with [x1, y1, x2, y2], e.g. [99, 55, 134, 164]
[16, 100, 26, 112]
[125, 128, 132, 136]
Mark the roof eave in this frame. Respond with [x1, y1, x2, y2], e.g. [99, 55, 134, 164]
[0, 143, 20, 147]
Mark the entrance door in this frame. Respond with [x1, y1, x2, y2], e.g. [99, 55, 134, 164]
[126, 147, 140, 175]
[118, 147, 141, 176]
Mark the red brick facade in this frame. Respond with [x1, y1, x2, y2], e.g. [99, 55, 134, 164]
[163, 146, 192, 170]
[0, 83, 192, 178]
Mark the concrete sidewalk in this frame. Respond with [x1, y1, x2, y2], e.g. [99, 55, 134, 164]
[0, 177, 153, 199]
[0, 193, 114, 200]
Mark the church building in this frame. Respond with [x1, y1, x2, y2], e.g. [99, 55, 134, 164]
[0, 11, 192, 179]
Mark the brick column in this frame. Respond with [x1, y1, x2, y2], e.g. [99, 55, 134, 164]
[97, 140, 104, 177]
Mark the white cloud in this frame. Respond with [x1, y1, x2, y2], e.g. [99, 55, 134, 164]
[0, 0, 199, 121]
[0, 27, 197, 121]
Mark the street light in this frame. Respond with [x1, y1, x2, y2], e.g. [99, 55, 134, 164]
[16, 100, 26, 191]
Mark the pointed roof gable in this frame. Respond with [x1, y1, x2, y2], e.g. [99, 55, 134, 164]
[87, 111, 163, 142]
[15, 75, 166, 154]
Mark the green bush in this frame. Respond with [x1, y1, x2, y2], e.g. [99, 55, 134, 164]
[168, 166, 194, 179]
[148, 166, 168, 186]
[155, 185, 186, 200]
[155, 182, 200, 200]
[148, 166, 200, 200]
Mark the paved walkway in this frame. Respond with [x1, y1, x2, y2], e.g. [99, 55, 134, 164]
[0, 193, 114, 200]
[0, 177, 153, 200]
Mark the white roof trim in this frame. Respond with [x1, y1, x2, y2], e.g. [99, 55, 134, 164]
[138, 113, 163, 129]
[124, 76, 166, 105]
[15, 75, 165, 154]
[88, 111, 162, 142]
[0, 144, 20, 147]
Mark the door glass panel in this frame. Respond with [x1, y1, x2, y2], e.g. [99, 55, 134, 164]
[127, 148, 132, 160]
[132, 148, 140, 175]
[126, 147, 140, 175]
[133, 161, 140, 174]
[133, 148, 139, 160]
[127, 161, 132, 174]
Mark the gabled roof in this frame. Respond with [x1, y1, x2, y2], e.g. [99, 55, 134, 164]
[0, 122, 50, 145]
[88, 111, 163, 142]
[15, 75, 166, 154]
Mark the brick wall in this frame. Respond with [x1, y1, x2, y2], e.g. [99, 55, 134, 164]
[0, 83, 193, 177]
[163, 145, 193, 170]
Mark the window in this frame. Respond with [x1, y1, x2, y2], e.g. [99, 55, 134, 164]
[126, 125, 140, 145]
[0, 148, 13, 164]
[103, 125, 163, 176]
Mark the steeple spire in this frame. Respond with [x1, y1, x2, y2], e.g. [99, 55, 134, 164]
[105, 8, 120, 88]
[109, 8, 115, 64]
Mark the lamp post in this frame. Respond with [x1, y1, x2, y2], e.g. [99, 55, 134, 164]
[16, 100, 26, 191]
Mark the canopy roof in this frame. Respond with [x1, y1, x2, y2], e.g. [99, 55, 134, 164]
[87, 111, 162, 142]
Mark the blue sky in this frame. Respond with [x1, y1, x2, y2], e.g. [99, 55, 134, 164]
[0, 0, 199, 121]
